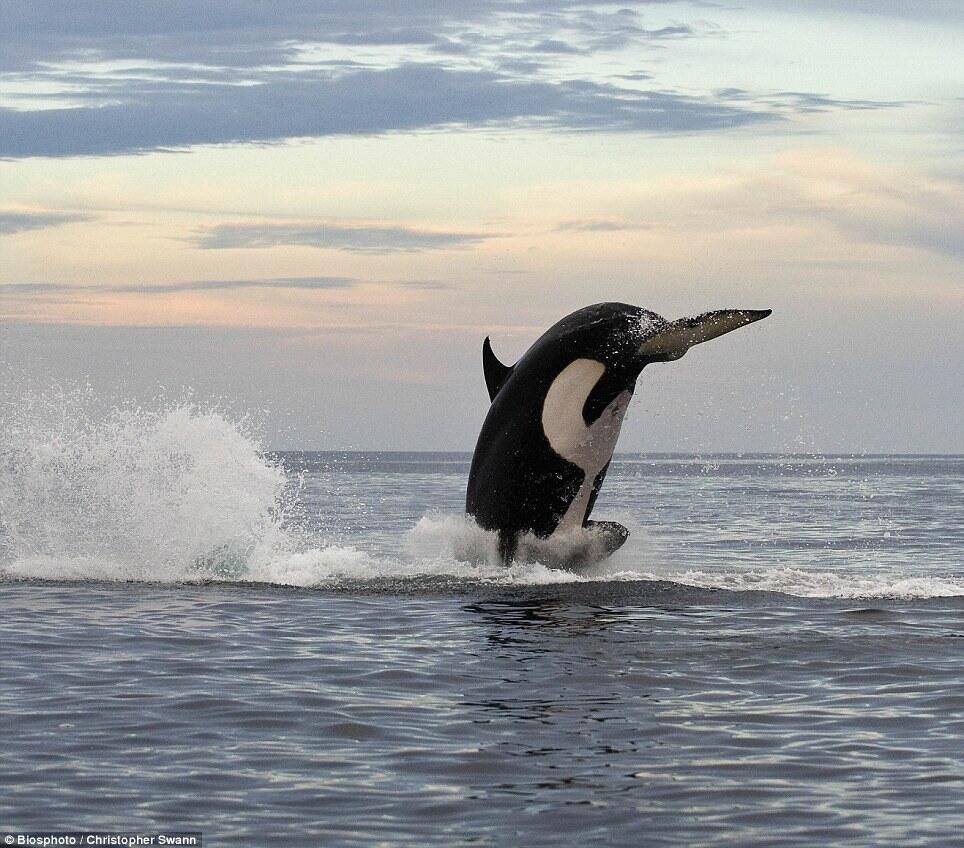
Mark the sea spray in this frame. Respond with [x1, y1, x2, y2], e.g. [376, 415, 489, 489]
[0, 384, 571, 586]
[1, 385, 961, 597]
[0, 384, 292, 581]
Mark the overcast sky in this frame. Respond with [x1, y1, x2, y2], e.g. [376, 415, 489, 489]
[1, 0, 961, 451]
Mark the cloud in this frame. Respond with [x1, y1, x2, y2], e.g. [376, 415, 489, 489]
[556, 219, 651, 232]
[766, 153, 964, 260]
[825, 190, 964, 260]
[716, 88, 908, 113]
[194, 220, 499, 253]
[0, 2, 702, 72]
[649, 151, 964, 262]
[0, 283, 75, 295]
[0, 64, 778, 158]
[0, 277, 357, 297]
[322, 28, 441, 46]
[730, 0, 963, 21]
[530, 39, 585, 55]
[112, 276, 358, 293]
[0, 1, 912, 159]
[0, 211, 91, 234]
[0, 276, 459, 299]
[396, 280, 453, 291]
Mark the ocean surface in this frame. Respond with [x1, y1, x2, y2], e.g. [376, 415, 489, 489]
[1, 402, 962, 846]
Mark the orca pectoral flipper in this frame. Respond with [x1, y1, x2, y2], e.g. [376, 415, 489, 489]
[513, 520, 629, 568]
[636, 308, 771, 360]
[584, 520, 630, 558]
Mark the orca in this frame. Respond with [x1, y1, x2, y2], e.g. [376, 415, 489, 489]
[465, 302, 771, 564]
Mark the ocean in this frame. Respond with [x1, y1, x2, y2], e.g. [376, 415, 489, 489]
[1, 403, 962, 846]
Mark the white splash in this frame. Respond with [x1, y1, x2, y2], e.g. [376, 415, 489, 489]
[0, 384, 959, 599]
[0, 385, 290, 582]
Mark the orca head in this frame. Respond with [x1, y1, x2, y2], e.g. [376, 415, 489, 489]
[550, 302, 659, 368]
[553, 302, 772, 424]
[551, 302, 668, 425]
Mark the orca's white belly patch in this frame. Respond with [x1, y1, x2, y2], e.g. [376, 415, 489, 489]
[541, 358, 631, 534]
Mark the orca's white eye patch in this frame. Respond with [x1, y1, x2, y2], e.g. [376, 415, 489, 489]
[542, 358, 633, 533]
[541, 358, 605, 458]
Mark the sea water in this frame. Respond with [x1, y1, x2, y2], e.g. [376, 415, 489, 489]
[1, 393, 962, 846]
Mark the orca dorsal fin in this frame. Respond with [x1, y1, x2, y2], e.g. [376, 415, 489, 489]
[482, 336, 514, 402]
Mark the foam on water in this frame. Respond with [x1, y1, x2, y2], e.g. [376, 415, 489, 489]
[626, 567, 964, 599]
[1, 386, 960, 598]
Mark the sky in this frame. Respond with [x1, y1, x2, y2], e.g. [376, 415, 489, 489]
[0, 0, 961, 451]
